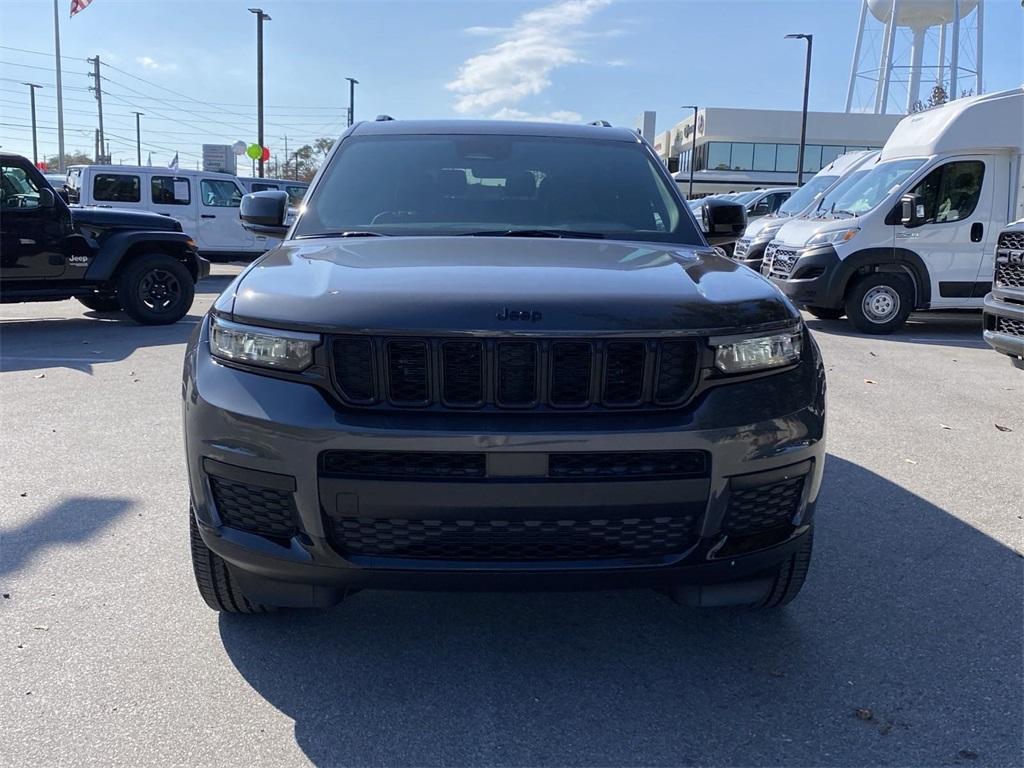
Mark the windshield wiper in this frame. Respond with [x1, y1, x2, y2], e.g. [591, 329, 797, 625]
[296, 231, 390, 239]
[458, 228, 605, 240]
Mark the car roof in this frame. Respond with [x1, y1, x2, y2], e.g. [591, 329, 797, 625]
[350, 119, 641, 143]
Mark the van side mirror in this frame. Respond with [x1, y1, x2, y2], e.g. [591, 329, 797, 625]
[38, 187, 55, 209]
[240, 190, 289, 235]
[751, 200, 771, 216]
[900, 193, 925, 228]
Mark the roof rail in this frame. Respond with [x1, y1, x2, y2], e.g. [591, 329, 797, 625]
[375, 114, 395, 121]
[588, 120, 612, 127]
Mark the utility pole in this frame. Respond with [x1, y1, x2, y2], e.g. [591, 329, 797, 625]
[346, 77, 358, 126]
[679, 105, 699, 199]
[785, 33, 813, 185]
[282, 135, 289, 178]
[132, 111, 144, 165]
[88, 56, 105, 162]
[249, 8, 271, 178]
[52, 0, 66, 172]
[23, 83, 42, 165]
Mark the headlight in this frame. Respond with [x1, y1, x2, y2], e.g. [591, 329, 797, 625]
[209, 316, 320, 371]
[806, 228, 859, 247]
[713, 330, 802, 373]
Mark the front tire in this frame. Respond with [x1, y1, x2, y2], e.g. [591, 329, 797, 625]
[117, 253, 195, 325]
[190, 511, 273, 614]
[752, 529, 813, 608]
[77, 294, 122, 313]
[845, 273, 913, 334]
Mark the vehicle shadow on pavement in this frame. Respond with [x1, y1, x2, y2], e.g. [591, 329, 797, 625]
[804, 311, 989, 349]
[218, 456, 1023, 768]
[0, 497, 132, 579]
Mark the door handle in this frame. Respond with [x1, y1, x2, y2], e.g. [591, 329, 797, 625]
[200, 214, 216, 219]
[970, 222, 983, 243]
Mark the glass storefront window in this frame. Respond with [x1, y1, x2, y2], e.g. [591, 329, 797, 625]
[753, 144, 776, 171]
[776, 144, 798, 172]
[708, 142, 731, 170]
[730, 143, 754, 170]
[821, 145, 845, 168]
[803, 144, 822, 173]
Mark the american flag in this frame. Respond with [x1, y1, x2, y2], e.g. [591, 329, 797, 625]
[70, 0, 93, 17]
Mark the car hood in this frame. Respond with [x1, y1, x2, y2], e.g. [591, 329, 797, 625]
[224, 236, 798, 334]
[71, 206, 181, 232]
[744, 214, 792, 241]
[773, 216, 855, 249]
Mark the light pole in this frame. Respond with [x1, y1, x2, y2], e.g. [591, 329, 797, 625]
[679, 105, 698, 199]
[346, 77, 358, 127]
[132, 111, 144, 166]
[249, 7, 271, 177]
[23, 82, 42, 165]
[785, 33, 813, 185]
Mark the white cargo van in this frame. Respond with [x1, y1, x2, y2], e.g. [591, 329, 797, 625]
[66, 165, 276, 262]
[237, 177, 309, 207]
[763, 87, 1024, 333]
[733, 150, 880, 271]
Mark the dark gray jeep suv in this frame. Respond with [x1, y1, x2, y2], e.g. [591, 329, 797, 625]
[183, 119, 826, 613]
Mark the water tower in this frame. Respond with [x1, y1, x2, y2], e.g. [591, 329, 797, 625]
[845, 0, 984, 114]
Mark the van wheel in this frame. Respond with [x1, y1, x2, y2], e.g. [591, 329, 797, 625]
[117, 253, 195, 325]
[190, 510, 274, 614]
[77, 294, 122, 313]
[845, 273, 912, 334]
[804, 306, 845, 320]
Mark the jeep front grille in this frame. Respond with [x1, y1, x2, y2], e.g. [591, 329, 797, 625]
[329, 336, 701, 411]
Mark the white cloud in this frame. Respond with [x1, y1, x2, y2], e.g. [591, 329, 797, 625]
[491, 107, 583, 123]
[447, 0, 613, 116]
[136, 56, 177, 72]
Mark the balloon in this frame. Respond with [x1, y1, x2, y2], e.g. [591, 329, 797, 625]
[261, 146, 270, 163]
[246, 143, 261, 160]
[233, 140, 247, 156]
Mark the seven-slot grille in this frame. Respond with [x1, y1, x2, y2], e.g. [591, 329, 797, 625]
[330, 336, 701, 411]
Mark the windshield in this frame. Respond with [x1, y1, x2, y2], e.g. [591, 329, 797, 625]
[815, 158, 926, 217]
[296, 134, 699, 243]
[810, 167, 872, 216]
[733, 191, 760, 205]
[776, 174, 838, 216]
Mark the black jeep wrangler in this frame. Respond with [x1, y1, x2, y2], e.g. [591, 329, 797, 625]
[1, 153, 207, 324]
[184, 120, 825, 613]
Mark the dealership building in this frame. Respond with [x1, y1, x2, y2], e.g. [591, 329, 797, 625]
[643, 107, 902, 195]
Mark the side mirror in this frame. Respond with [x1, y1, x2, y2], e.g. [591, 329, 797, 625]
[750, 200, 771, 217]
[240, 190, 289, 235]
[57, 188, 70, 204]
[900, 193, 925, 228]
[698, 198, 748, 246]
[38, 187, 55, 208]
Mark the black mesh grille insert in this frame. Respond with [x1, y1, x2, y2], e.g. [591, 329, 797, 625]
[442, 341, 484, 405]
[327, 514, 699, 560]
[497, 341, 538, 406]
[997, 230, 1024, 251]
[209, 476, 297, 538]
[332, 337, 375, 402]
[995, 261, 1024, 289]
[723, 476, 805, 536]
[550, 342, 592, 406]
[604, 342, 646, 404]
[548, 451, 709, 479]
[387, 341, 429, 403]
[996, 316, 1024, 337]
[320, 451, 486, 479]
[655, 340, 700, 403]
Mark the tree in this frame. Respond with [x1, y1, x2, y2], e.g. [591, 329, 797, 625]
[280, 136, 335, 182]
[45, 151, 93, 167]
[911, 84, 950, 113]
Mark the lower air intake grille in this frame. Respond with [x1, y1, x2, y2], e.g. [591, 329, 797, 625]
[320, 451, 486, 479]
[996, 316, 1024, 337]
[548, 451, 708, 479]
[209, 476, 297, 538]
[327, 514, 699, 560]
[722, 476, 805, 536]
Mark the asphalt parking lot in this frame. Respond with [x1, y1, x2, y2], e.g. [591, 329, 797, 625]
[2, 265, 1022, 767]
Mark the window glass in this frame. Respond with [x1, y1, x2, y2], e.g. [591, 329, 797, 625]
[151, 175, 190, 205]
[295, 134, 701, 244]
[776, 144, 798, 172]
[778, 173, 838, 215]
[730, 143, 754, 171]
[802, 145, 822, 174]
[820, 146, 845, 167]
[0, 163, 42, 209]
[94, 173, 141, 203]
[707, 142, 731, 171]
[200, 179, 243, 207]
[285, 185, 308, 206]
[768, 191, 791, 212]
[753, 144, 776, 172]
[250, 182, 278, 192]
[910, 160, 985, 224]
[817, 158, 926, 216]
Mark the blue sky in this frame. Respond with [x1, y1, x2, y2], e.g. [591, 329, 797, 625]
[0, 0, 1021, 166]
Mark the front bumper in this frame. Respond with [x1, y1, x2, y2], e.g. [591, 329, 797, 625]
[983, 291, 1024, 368]
[184, 317, 827, 606]
[763, 245, 842, 308]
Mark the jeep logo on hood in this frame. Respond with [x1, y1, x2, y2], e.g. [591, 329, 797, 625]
[496, 307, 542, 322]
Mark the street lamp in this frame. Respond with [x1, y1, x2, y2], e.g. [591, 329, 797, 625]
[785, 33, 813, 186]
[132, 111, 144, 166]
[23, 82, 42, 165]
[346, 77, 358, 127]
[679, 105, 699, 199]
[249, 7, 271, 177]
